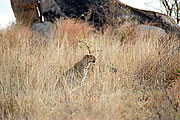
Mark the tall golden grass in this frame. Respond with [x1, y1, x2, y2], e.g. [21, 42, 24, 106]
[0, 19, 180, 119]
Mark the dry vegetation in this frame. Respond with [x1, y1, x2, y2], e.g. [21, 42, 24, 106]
[0, 19, 180, 119]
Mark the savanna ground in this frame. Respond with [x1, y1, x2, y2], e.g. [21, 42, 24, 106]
[0, 19, 180, 119]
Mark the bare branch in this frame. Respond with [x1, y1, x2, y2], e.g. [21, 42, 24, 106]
[162, 0, 174, 16]
[162, 71, 178, 111]
[79, 40, 91, 54]
[161, 0, 179, 24]
[174, 0, 179, 24]
[9, 66, 18, 105]
[0, 80, 9, 105]
[163, 1, 170, 15]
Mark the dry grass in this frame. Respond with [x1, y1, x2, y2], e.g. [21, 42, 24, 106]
[52, 19, 95, 48]
[0, 19, 180, 119]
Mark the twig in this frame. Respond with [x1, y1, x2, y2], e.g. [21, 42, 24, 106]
[0, 80, 9, 105]
[108, 57, 118, 74]
[174, 0, 180, 24]
[9, 66, 18, 105]
[162, 71, 172, 104]
[78, 40, 91, 54]
[16, 62, 28, 97]
[157, 43, 178, 111]
[163, 71, 178, 112]
[24, 63, 28, 82]
[108, 57, 113, 66]
[162, 0, 173, 16]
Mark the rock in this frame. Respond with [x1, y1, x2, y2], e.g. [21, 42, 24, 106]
[137, 25, 167, 38]
[32, 21, 53, 35]
[10, 0, 39, 24]
[40, 0, 180, 38]
[10, 0, 180, 38]
[31, 22, 53, 43]
[41, 0, 66, 22]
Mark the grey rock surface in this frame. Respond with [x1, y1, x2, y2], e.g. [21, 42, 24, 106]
[137, 25, 167, 38]
[32, 21, 53, 36]
[31, 22, 53, 44]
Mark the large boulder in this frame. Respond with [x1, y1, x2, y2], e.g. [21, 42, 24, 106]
[10, 0, 180, 38]
[10, 0, 39, 24]
[137, 25, 167, 38]
[31, 21, 53, 38]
